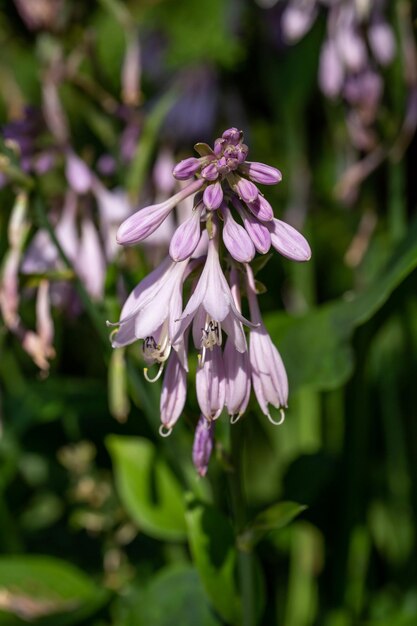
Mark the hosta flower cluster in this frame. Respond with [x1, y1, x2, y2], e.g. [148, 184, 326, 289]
[109, 128, 311, 475]
[282, 0, 395, 150]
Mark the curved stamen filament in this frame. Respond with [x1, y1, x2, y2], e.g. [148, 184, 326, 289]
[144, 362, 164, 383]
[267, 408, 286, 426]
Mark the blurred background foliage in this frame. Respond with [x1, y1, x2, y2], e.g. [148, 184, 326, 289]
[0, 0, 417, 625]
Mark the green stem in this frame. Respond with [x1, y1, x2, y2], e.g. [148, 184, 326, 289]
[229, 423, 256, 626]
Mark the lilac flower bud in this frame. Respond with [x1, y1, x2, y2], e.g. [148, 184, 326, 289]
[196, 344, 226, 420]
[65, 152, 92, 194]
[224, 337, 251, 420]
[246, 265, 288, 422]
[247, 195, 274, 222]
[368, 21, 396, 66]
[192, 416, 214, 477]
[201, 162, 219, 180]
[239, 162, 282, 185]
[234, 177, 259, 203]
[221, 205, 255, 263]
[222, 128, 242, 145]
[214, 138, 225, 156]
[203, 181, 223, 210]
[268, 218, 311, 261]
[282, 3, 318, 43]
[173, 157, 202, 180]
[319, 40, 345, 99]
[160, 351, 187, 430]
[169, 204, 202, 261]
[224, 270, 251, 419]
[153, 148, 176, 195]
[233, 198, 271, 254]
[76, 217, 106, 301]
[117, 178, 204, 245]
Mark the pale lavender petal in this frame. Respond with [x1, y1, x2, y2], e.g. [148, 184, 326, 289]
[169, 206, 202, 261]
[117, 257, 172, 324]
[250, 328, 288, 413]
[201, 163, 218, 180]
[319, 40, 345, 99]
[203, 181, 223, 210]
[224, 337, 251, 417]
[153, 148, 176, 195]
[247, 195, 274, 222]
[117, 178, 204, 245]
[76, 217, 106, 300]
[221, 313, 247, 354]
[134, 261, 188, 338]
[268, 219, 311, 261]
[65, 152, 92, 194]
[234, 199, 271, 254]
[192, 416, 214, 477]
[282, 3, 318, 43]
[239, 161, 282, 185]
[192, 304, 207, 350]
[222, 205, 255, 263]
[222, 128, 242, 144]
[196, 345, 226, 420]
[368, 21, 396, 66]
[234, 177, 259, 203]
[160, 352, 187, 429]
[173, 157, 201, 180]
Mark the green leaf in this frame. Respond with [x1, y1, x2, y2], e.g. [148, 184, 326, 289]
[114, 565, 221, 626]
[107, 436, 187, 541]
[185, 494, 241, 625]
[0, 555, 108, 625]
[239, 501, 307, 550]
[266, 217, 417, 392]
[194, 143, 214, 157]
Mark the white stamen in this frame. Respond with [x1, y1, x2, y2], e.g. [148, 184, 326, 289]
[159, 424, 173, 437]
[267, 408, 286, 426]
[143, 363, 164, 383]
[230, 413, 242, 425]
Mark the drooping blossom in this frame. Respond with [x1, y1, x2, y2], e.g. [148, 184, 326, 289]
[280, 0, 396, 151]
[192, 416, 215, 477]
[110, 127, 311, 475]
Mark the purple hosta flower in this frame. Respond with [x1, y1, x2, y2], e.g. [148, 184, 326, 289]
[159, 351, 187, 436]
[221, 203, 255, 263]
[280, 1, 395, 150]
[192, 416, 215, 477]
[65, 151, 93, 195]
[224, 270, 251, 422]
[174, 233, 253, 358]
[246, 265, 288, 425]
[281, 0, 319, 43]
[116, 178, 204, 245]
[267, 218, 311, 261]
[13, 0, 64, 31]
[196, 344, 226, 421]
[91, 180, 132, 260]
[111, 128, 312, 474]
[169, 201, 203, 262]
[233, 198, 272, 254]
[108, 257, 189, 379]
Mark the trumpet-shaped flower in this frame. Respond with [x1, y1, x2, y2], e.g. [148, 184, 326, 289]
[246, 265, 288, 424]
